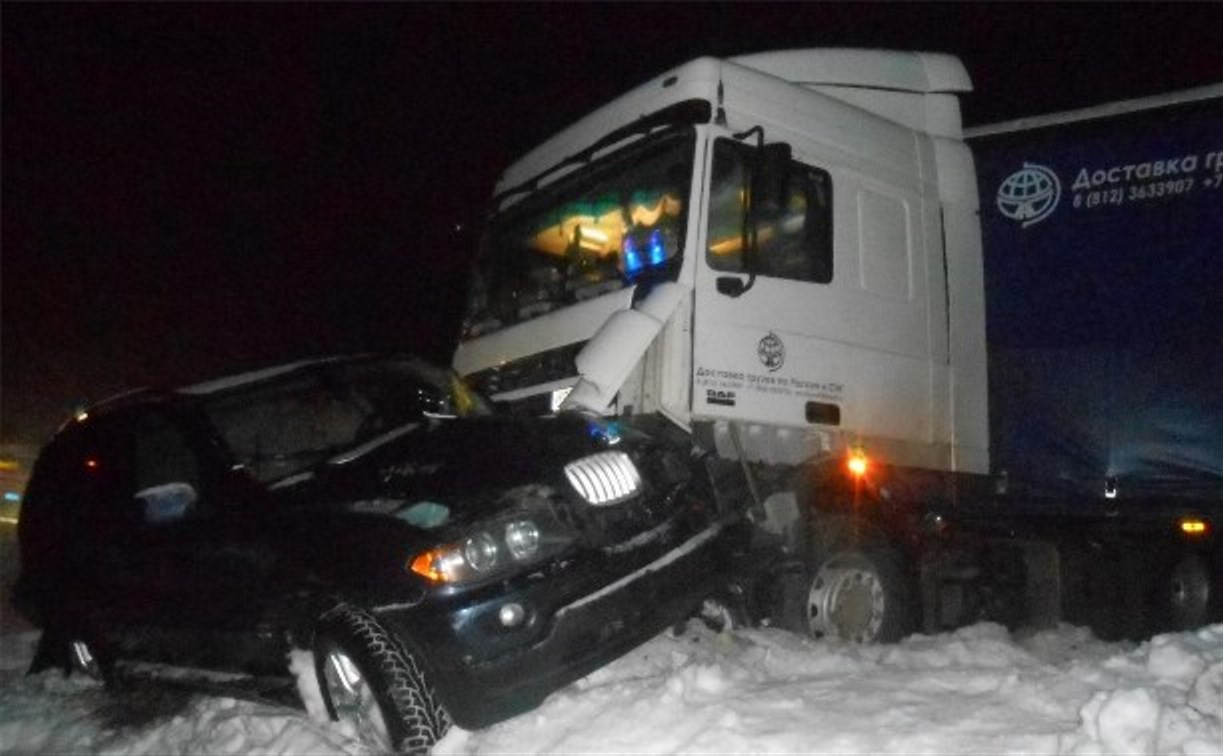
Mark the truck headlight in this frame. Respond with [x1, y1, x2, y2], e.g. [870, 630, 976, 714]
[564, 451, 641, 506]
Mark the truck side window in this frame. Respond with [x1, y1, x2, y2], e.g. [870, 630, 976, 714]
[706, 138, 833, 284]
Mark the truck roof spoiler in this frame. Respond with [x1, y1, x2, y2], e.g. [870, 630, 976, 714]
[730, 48, 972, 94]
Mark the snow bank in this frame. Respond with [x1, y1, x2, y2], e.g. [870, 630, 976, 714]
[1, 623, 1219, 755]
[436, 623, 1221, 756]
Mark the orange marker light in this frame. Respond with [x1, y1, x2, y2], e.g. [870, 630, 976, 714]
[1180, 519, 1208, 537]
[84, 457, 99, 471]
[410, 551, 445, 582]
[847, 451, 869, 477]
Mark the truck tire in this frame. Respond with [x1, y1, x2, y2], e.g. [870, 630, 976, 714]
[314, 602, 450, 755]
[1152, 551, 1214, 632]
[786, 546, 913, 644]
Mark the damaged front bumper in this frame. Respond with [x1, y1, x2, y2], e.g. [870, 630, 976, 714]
[374, 519, 739, 729]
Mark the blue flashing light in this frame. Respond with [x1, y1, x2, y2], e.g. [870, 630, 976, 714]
[623, 237, 642, 275]
[586, 419, 622, 445]
[3, 492, 19, 503]
[649, 230, 665, 266]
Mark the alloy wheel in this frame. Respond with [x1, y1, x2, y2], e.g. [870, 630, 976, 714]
[322, 648, 392, 751]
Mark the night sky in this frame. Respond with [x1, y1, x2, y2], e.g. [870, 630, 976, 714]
[4, 3, 1222, 445]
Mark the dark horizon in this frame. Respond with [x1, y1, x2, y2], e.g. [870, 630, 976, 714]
[5, 3, 1223, 445]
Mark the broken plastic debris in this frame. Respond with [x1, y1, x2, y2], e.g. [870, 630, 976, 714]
[398, 500, 450, 528]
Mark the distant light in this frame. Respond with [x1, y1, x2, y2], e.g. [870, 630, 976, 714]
[75, 409, 90, 422]
[1180, 518, 1208, 537]
[85, 457, 99, 471]
[3, 492, 19, 502]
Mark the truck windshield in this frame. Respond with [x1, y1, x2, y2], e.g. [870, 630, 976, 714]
[464, 129, 696, 337]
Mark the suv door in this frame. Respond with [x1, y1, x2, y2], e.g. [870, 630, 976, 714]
[126, 406, 294, 672]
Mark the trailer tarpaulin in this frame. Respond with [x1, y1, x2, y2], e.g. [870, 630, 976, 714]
[971, 96, 1223, 500]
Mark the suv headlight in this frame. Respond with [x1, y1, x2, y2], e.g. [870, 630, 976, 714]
[564, 451, 641, 505]
[504, 520, 540, 560]
[409, 515, 567, 585]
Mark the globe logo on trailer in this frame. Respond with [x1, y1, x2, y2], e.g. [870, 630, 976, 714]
[996, 162, 1061, 227]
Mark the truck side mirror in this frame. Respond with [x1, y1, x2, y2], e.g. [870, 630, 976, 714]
[717, 276, 747, 297]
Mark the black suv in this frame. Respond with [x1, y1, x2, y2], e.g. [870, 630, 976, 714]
[14, 355, 741, 752]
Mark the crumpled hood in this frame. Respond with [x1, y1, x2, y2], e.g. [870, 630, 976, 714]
[276, 412, 633, 526]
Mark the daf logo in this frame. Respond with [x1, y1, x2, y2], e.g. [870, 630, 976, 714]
[757, 332, 785, 372]
[996, 162, 1061, 228]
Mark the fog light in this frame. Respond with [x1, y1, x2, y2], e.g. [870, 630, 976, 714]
[498, 602, 525, 627]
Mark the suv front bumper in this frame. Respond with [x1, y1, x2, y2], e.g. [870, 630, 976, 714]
[376, 520, 738, 729]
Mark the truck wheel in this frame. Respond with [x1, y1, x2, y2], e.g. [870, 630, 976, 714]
[1154, 552, 1213, 632]
[314, 602, 450, 754]
[803, 548, 912, 643]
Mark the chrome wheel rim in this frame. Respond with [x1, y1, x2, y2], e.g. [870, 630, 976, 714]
[807, 559, 886, 642]
[69, 639, 101, 680]
[1167, 556, 1211, 629]
[322, 649, 391, 751]
[698, 598, 736, 633]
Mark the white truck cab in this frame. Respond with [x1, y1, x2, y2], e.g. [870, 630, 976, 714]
[452, 49, 1222, 644]
[454, 49, 988, 477]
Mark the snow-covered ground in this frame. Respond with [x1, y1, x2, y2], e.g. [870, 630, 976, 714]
[1, 620, 1219, 755]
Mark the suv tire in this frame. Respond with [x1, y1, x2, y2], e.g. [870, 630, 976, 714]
[314, 601, 450, 754]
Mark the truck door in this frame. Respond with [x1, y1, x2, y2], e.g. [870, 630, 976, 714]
[692, 135, 939, 466]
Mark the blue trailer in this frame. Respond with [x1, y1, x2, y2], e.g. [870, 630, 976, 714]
[955, 88, 1223, 637]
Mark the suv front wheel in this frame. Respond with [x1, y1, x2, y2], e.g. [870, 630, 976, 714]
[314, 602, 451, 754]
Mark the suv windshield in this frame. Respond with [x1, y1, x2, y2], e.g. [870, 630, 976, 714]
[464, 129, 696, 337]
[197, 358, 490, 483]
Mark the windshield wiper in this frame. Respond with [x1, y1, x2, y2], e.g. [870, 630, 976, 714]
[327, 422, 422, 466]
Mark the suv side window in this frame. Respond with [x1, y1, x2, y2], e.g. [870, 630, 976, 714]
[706, 138, 833, 284]
[130, 411, 206, 523]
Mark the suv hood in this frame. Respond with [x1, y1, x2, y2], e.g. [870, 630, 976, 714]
[272, 412, 632, 525]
